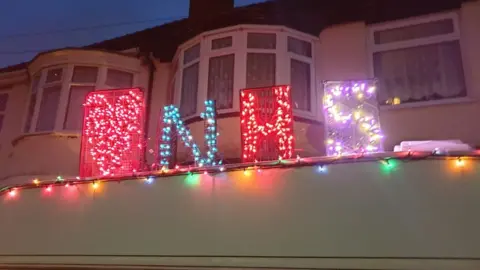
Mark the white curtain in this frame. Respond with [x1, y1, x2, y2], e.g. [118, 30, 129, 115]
[64, 85, 95, 131]
[180, 63, 199, 117]
[208, 54, 234, 109]
[246, 53, 276, 88]
[374, 41, 466, 104]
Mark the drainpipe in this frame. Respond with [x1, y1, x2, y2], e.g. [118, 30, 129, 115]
[141, 51, 156, 167]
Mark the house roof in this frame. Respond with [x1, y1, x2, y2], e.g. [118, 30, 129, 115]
[0, 0, 470, 73]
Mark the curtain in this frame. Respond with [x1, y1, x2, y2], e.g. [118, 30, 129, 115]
[36, 85, 61, 132]
[246, 53, 276, 88]
[208, 54, 234, 109]
[374, 41, 466, 104]
[180, 63, 199, 117]
[290, 59, 311, 111]
[64, 85, 95, 131]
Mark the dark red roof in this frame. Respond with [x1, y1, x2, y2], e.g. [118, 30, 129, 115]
[0, 0, 469, 72]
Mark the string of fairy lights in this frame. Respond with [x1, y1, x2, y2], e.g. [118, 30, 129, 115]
[1, 151, 478, 199]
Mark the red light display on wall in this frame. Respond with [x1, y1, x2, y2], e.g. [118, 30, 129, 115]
[240, 85, 295, 162]
[80, 88, 145, 178]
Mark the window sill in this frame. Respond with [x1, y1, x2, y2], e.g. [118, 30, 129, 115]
[12, 131, 80, 146]
[380, 97, 476, 111]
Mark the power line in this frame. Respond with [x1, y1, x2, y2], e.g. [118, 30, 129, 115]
[0, 49, 43, 55]
[0, 15, 185, 40]
[0, 15, 185, 55]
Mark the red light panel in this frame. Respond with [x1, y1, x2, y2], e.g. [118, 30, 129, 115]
[240, 85, 295, 162]
[80, 88, 145, 178]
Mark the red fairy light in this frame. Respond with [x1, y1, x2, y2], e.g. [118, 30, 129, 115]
[80, 88, 146, 178]
[240, 85, 295, 162]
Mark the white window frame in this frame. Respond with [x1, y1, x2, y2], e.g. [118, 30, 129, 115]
[23, 65, 137, 134]
[173, 25, 319, 121]
[368, 12, 472, 109]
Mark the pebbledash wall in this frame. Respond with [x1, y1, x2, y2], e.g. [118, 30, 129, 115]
[0, 1, 479, 186]
[1, 159, 480, 269]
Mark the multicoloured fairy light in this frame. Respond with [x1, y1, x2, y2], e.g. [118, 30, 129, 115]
[323, 80, 384, 156]
[159, 100, 220, 168]
[240, 85, 295, 162]
[80, 88, 145, 177]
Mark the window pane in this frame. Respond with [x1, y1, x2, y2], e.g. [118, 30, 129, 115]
[247, 33, 276, 49]
[24, 75, 40, 132]
[246, 53, 276, 88]
[180, 63, 199, 117]
[212, 36, 233, 50]
[288, 37, 312, 57]
[0, 93, 8, 111]
[106, 69, 133, 88]
[72, 66, 98, 84]
[45, 68, 63, 83]
[64, 86, 95, 130]
[374, 41, 466, 105]
[36, 85, 61, 132]
[183, 43, 200, 64]
[208, 54, 234, 109]
[374, 19, 454, 45]
[290, 59, 311, 111]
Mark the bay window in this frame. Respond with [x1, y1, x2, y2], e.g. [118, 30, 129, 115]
[175, 26, 317, 119]
[370, 13, 466, 106]
[24, 65, 135, 134]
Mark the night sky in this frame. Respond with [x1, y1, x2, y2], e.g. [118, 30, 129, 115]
[0, 0, 267, 68]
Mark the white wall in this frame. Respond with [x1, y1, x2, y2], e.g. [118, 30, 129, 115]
[1, 159, 479, 269]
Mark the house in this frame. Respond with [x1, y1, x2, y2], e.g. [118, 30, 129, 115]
[0, 0, 480, 269]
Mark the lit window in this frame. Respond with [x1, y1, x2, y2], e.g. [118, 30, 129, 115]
[371, 15, 466, 105]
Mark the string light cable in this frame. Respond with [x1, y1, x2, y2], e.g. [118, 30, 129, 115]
[2, 151, 478, 198]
